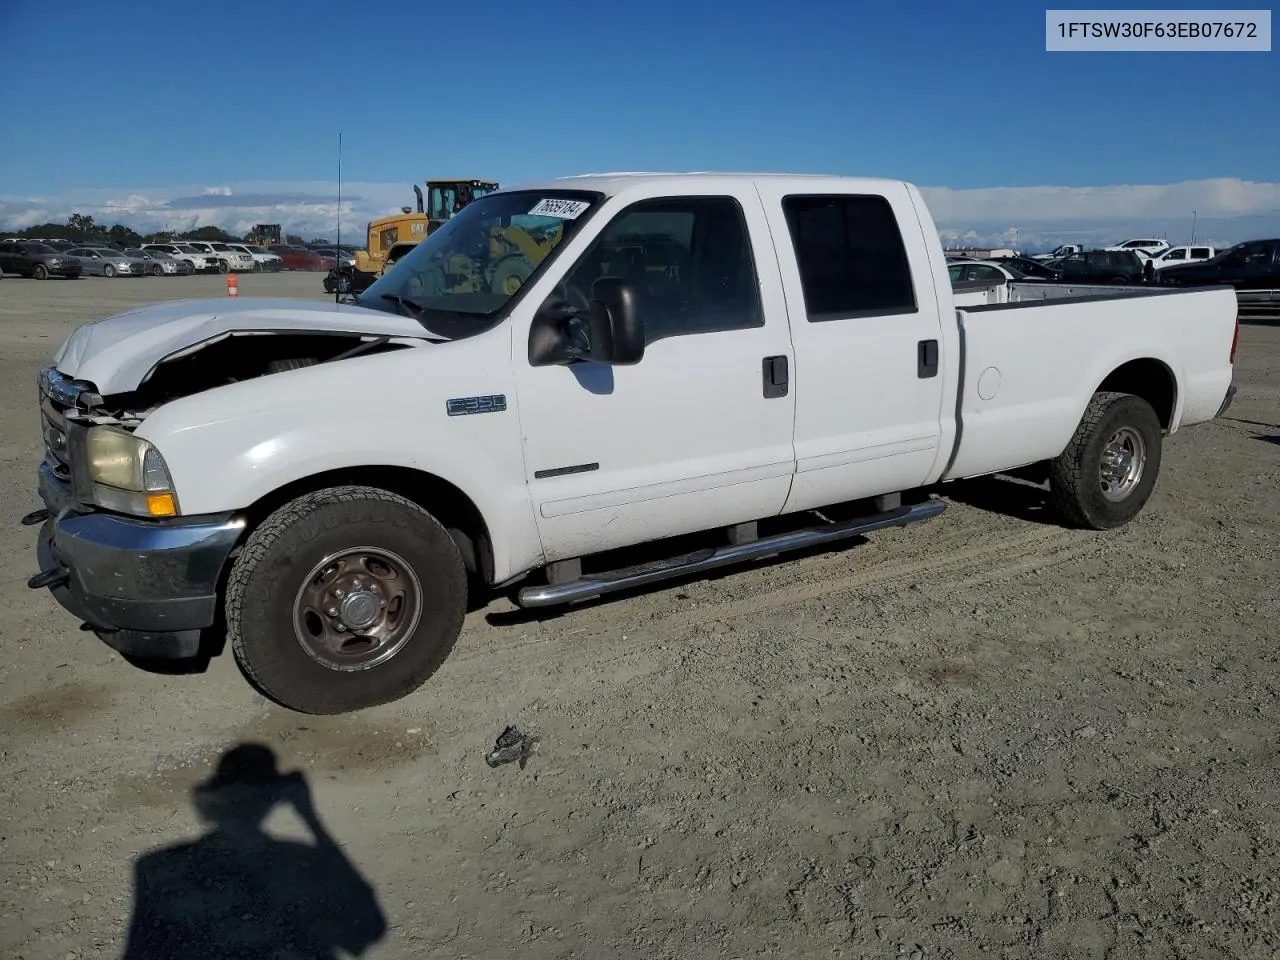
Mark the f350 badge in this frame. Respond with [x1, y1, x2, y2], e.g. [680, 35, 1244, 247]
[446, 394, 507, 416]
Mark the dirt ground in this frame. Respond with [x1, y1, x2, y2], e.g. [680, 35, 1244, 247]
[0, 272, 1277, 960]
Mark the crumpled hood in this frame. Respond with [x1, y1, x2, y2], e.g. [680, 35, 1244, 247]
[53, 296, 434, 394]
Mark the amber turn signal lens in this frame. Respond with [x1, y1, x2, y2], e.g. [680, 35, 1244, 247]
[146, 492, 177, 517]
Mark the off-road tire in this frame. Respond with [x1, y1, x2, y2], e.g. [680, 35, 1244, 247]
[225, 485, 468, 714]
[1048, 391, 1162, 530]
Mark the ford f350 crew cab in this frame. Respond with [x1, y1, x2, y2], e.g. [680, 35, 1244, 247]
[25, 173, 1239, 714]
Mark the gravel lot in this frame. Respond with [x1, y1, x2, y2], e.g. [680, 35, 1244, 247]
[1, 273, 1277, 959]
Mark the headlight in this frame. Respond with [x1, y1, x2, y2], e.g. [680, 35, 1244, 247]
[85, 427, 179, 517]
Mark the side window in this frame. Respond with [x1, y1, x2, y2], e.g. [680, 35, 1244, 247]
[782, 194, 916, 320]
[1239, 242, 1267, 264]
[557, 196, 763, 345]
[946, 264, 962, 283]
[970, 264, 1004, 281]
[1166, 248, 1186, 260]
[1190, 247, 1211, 259]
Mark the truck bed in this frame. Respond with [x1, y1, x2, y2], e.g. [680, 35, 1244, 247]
[952, 278, 1164, 308]
[942, 285, 1238, 482]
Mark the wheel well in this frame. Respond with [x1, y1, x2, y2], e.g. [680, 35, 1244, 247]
[1097, 359, 1177, 430]
[243, 466, 495, 583]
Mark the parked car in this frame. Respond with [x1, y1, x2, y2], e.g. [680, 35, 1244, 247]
[25, 172, 1238, 714]
[323, 241, 416, 295]
[182, 241, 254, 273]
[270, 245, 336, 271]
[946, 258, 1025, 283]
[1059, 249, 1147, 284]
[1142, 245, 1216, 280]
[226, 243, 284, 272]
[310, 247, 357, 268]
[1103, 238, 1171, 260]
[0, 241, 83, 279]
[64, 247, 151, 277]
[141, 243, 219, 273]
[986, 256, 1060, 279]
[1156, 238, 1280, 289]
[1031, 244, 1082, 261]
[125, 247, 194, 276]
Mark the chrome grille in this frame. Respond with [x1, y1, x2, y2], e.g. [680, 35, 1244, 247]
[38, 368, 78, 482]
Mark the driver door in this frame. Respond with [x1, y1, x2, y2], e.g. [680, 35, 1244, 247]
[510, 187, 797, 562]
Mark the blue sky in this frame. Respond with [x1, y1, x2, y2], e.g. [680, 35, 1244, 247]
[0, 0, 1276, 247]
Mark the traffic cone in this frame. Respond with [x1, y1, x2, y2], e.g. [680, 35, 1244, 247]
[226, 273, 238, 297]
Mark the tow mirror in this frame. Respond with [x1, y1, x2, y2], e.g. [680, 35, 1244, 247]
[529, 277, 645, 366]
[585, 277, 644, 365]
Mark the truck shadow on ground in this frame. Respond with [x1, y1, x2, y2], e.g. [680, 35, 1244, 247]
[937, 474, 1061, 525]
[120, 743, 387, 960]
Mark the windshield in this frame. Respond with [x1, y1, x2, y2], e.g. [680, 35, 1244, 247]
[211, 243, 233, 251]
[245, 245, 268, 254]
[359, 189, 600, 339]
[177, 244, 201, 253]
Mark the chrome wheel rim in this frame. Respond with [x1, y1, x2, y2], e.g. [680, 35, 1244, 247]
[1099, 426, 1146, 502]
[292, 546, 422, 672]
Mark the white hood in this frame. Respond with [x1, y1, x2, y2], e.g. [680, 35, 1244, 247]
[53, 297, 434, 394]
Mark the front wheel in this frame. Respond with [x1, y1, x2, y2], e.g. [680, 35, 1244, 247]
[225, 486, 468, 714]
[218, 259, 230, 273]
[151, 263, 164, 276]
[33, 263, 49, 280]
[1048, 391, 1163, 530]
[103, 264, 116, 278]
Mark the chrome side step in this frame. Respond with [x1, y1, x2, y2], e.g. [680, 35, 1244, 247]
[515, 498, 946, 608]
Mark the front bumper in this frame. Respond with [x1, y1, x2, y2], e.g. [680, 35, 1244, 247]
[29, 466, 244, 658]
[45, 263, 82, 277]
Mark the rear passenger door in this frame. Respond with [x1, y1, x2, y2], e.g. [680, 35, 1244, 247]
[755, 184, 948, 513]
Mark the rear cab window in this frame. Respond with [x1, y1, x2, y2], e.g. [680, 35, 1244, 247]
[780, 195, 917, 320]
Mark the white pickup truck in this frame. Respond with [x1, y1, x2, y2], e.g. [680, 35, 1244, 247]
[25, 173, 1239, 714]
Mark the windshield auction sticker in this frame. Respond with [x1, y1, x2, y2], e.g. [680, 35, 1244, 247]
[529, 198, 591, 219]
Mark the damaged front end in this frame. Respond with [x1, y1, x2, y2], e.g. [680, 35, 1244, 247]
[27, 326, 417, 664]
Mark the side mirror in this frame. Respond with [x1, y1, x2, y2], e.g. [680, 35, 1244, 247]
[529, 277, 645, 366]
[585, 277, 644, 365]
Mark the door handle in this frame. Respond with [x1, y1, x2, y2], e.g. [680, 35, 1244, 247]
[762, 355, 789, 398]
[917, 339, 939, 379]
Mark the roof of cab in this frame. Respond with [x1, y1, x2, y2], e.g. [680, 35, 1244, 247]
[498, 171, 911, 196]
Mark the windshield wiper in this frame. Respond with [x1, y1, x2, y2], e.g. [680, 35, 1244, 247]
[378, 293, 427, 319]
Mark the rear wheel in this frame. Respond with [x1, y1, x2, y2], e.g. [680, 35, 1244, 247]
[226, 486, 468, 714]
[1048, 391, 1163, 530]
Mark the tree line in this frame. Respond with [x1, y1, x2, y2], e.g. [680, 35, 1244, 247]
[3, 213, 307, 246]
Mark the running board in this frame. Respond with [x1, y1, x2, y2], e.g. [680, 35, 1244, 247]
[515, 499, 946, 608]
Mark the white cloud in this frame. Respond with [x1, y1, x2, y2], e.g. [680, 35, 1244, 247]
[2, 177, 1277, 250]
[920, 177, 1280, 224]
[0, 180, 412, 240]
[920, 177, 1280, 249]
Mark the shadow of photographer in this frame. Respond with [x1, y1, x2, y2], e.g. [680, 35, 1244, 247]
[122, 742, 387, 959]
